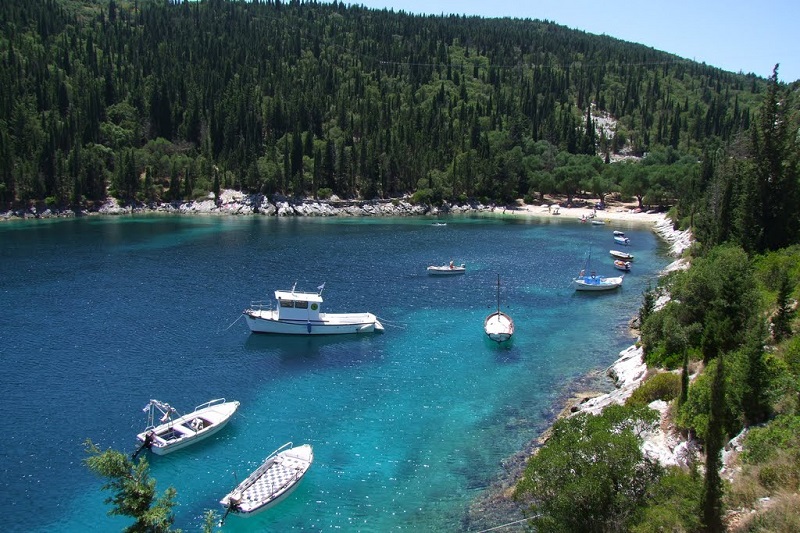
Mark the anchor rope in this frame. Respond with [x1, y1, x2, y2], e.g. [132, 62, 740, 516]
[223, 313, 244, 332]
[374, 316, 407, 329]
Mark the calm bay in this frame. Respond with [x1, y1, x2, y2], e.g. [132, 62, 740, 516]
[0, 214, 670, 531]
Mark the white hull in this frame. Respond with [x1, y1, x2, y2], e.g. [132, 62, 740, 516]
[137, 399, 240, 455]
[609, 250, 634, 261]
[221, 443, 313, 517]
[427, 268, 465, 276]
[614, 260, 632, 272]
[484, 311, 514, 342]
[427, 264, 465, 275]
[613, 236, 630, 246]
[245, 309, 383, 335]
[573, 276, 624, 291]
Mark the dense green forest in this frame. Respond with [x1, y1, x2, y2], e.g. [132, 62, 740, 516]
[514, 71, 800, 532]
[0, 0, 773, 211]
[6, 1, 800, 529]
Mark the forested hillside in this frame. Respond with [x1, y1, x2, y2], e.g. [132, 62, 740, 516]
[0, 0, 770, 209]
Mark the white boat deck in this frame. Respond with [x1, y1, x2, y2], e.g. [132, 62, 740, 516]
[236, 455, 306, 512]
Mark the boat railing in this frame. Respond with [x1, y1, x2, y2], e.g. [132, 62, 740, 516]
[234, 442, 294, 494]
[193, 398, 227, 412]
[247, 300, 271, 312]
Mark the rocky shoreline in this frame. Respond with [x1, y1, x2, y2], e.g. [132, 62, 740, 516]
[463, 219, 693, 532]
[0, 190, 494, 221]
[4, 190, 694, 531]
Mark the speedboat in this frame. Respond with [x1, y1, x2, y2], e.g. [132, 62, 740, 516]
[613, 235, 630, 246]
[427, 262, 466, 275]
[609, 250, 634, 261]
[134, 398, 240, 457]
[244, 283, 383, 335]
[484, 275, 514, 342]
[613, 230, 626, 236]
[220, 442, 313, 520]
[614, 260, 632, 272]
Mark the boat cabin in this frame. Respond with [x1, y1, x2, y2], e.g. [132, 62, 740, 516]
[274, 290, 324, 320]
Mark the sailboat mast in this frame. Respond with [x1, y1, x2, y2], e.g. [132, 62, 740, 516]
[496, 274, 501, 315]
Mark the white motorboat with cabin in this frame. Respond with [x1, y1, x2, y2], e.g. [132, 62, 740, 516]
[134, 398, 240, 457]
[613, 235, 630, 246]
[244, 283, 384, 335]
[427, 261, 466, 275]
[484, 275, 514, 342]
[220, 442, 313, 520]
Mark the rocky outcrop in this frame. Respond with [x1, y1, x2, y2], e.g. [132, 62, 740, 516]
[1, 191, 496, 220]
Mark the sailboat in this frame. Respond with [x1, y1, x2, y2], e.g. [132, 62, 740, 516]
[484, 275, 514, 342]
[573, 250, 624, 291]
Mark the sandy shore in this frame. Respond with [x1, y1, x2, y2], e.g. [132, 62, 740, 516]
[493, 201, 666, 226]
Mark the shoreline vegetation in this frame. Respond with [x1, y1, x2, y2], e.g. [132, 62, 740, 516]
[4, 190, 692, 530]
[465, 217, 692, 532]
[1, 188, 671, 226]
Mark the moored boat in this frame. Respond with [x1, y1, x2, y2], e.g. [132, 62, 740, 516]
[484, 275, 514, 342]
[427, 261, 466, 275]
[220, 442, 313, 520]
[609, 250, 634, 261]
[134, 398, 240, 457]
[614, 259, 632, 272]
[243, 283, 383, 335]
[573, 272, 624, 291]
[573, 251, 624, 291]
[613, 235, 630, 246]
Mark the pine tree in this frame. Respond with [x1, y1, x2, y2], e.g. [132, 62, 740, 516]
[751, 65, 800, 252]
[772, 269, 794, 341]
[83, 440, 179, 533]
[741, 324, 771, 426]
[701, 353, 725, 532]
[679, 348, 689, 407]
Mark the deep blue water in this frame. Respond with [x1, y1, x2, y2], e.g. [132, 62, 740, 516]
[0, 214, 670, 532]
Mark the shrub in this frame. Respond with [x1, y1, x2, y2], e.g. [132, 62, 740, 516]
[410, 188, 434, 205]
[626, 372, 681, 407]
[741, 415, 800, 465]
[629, 467, 703, 533]
[317, 187, 333, 200]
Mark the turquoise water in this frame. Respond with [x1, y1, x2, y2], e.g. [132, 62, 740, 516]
[0, 214, 670, 532]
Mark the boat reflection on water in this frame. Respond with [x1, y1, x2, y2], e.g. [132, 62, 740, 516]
[243, 331, 382, 365]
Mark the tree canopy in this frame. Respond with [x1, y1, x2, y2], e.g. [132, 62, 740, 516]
[0, 0, 769, 209]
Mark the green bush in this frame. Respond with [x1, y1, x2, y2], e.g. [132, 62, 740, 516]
[410, 188, 434, 205]
[626, 372, 681, 407]
[515, 405, 661, 532]
[318, 187, 333, 200]
[741, 415, 800, 464]
[629, 467, 703, 533]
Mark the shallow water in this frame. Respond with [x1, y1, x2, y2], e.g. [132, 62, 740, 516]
[0, 214, 669, 531]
